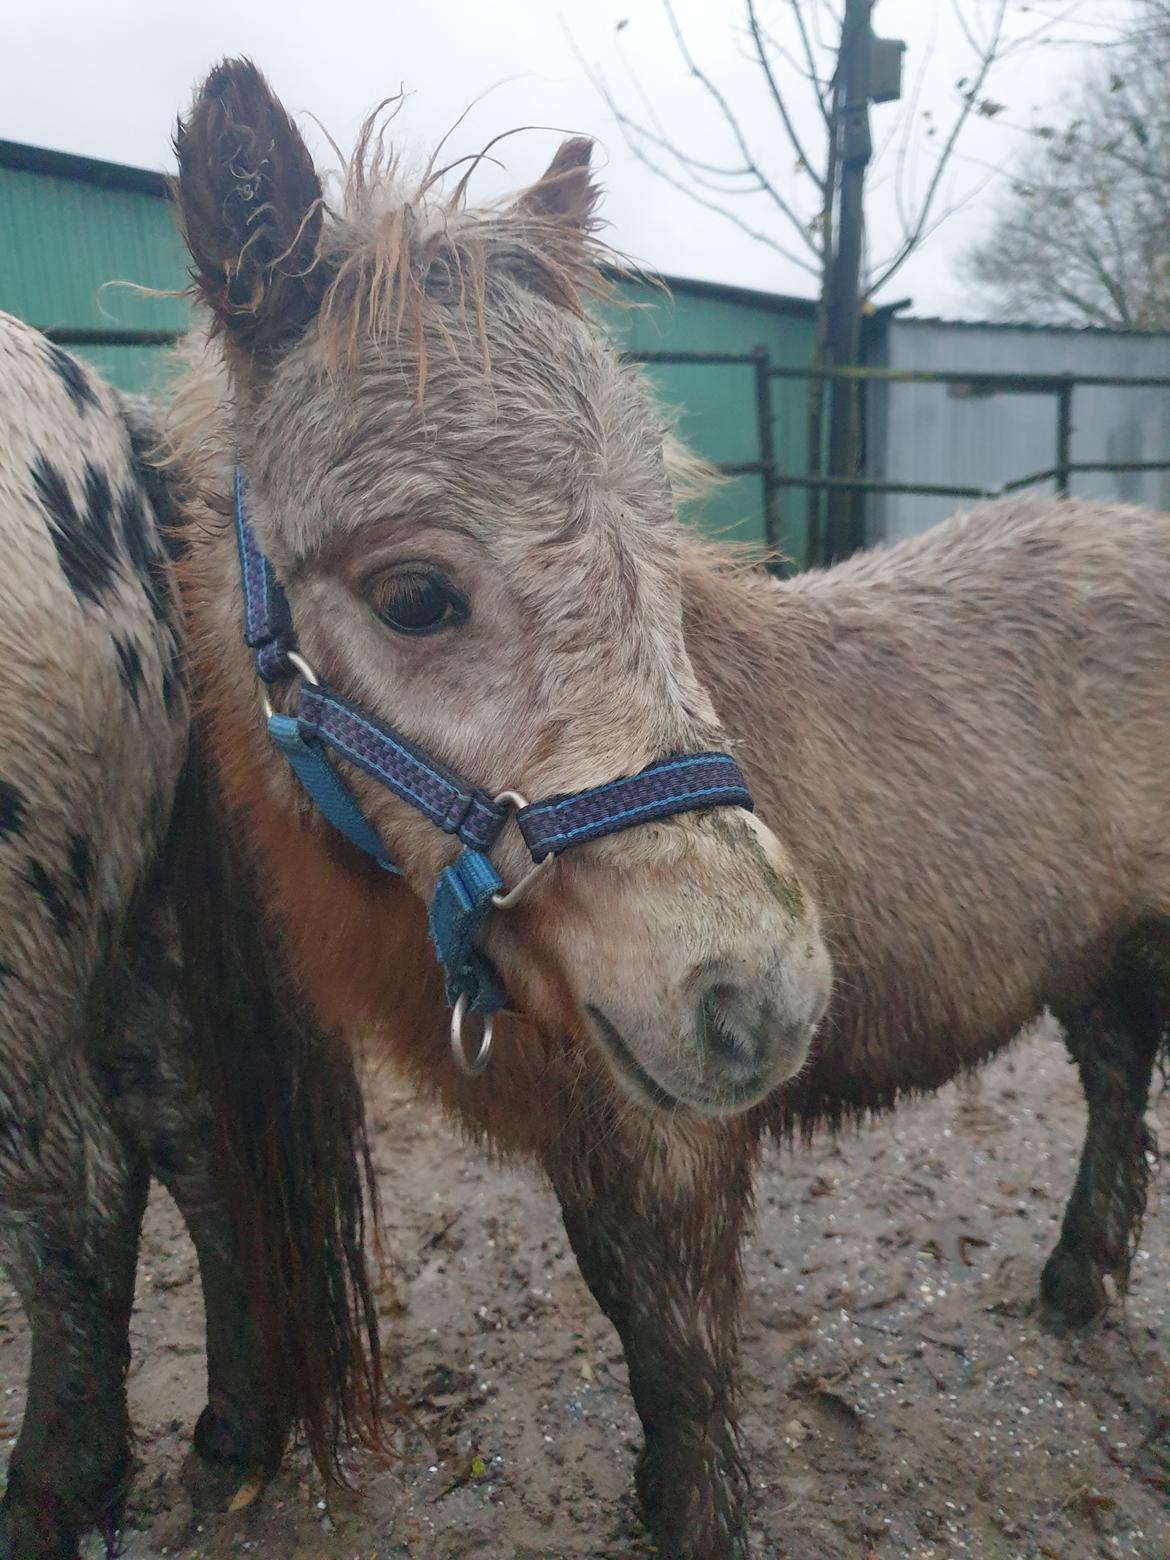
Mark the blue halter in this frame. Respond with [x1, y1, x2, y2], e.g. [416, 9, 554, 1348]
[233, 467, 753, 1068]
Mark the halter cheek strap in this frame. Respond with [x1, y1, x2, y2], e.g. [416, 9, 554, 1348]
[233, 467, 753, 1071]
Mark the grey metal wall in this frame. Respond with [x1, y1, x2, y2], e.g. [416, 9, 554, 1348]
[867, 319, 1170, 544]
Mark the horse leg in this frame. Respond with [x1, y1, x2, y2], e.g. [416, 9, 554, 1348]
[1041, 929, 1167, 1324]
[547, 1120, 757, 1560]
[94, 906, 283, 1477]
[0, 1062, 148, 1560]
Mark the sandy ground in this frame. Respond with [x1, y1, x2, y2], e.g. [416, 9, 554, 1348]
[3, 1019, 1166, 1560]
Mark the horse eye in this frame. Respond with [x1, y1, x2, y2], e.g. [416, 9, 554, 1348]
[374, 569, 467, 636]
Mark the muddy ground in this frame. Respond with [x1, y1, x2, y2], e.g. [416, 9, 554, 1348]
[4, 1018, 1167, 1559]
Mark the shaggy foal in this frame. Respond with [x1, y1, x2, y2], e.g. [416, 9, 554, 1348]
[164, 59, 1168, 1560]
[228, 500, 1170, 1560]
[0, 311, 379, 1559]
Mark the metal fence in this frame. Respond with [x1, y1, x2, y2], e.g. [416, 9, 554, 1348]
[43, 325, 1170, 569]
[627, 348, 1170, 565]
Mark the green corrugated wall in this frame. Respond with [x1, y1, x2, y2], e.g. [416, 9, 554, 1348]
[0, 146, 815, 556]
[603, 281, 815, 561]
[0, 160, 188, 393]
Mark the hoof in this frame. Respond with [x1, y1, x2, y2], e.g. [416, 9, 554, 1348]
[0, 1480, 77, 1560]
[194, 1402, 282, 1475]
[1040, 1244, 1108, 1327]
[228, 1479, 265, 1513]
[0, 1454, 127, 1560]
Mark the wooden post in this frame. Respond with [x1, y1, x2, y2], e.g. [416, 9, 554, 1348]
[753, 347, 780, 553]
[804, 65, 842, 571]
[823, 0, 874, 564]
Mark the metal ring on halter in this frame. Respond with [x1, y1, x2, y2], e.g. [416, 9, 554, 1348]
[259, 650, 320, 720]
[450, 993, 494, 1075]
[489, 791, 557, 910]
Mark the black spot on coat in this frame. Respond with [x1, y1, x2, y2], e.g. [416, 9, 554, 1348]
[32, 455, 121, 605]
[67, 832, 93, 898]
[26, 859, 73, 937]
[45, 341, 97, 413]
[119, 486, 171, 623]
[112, 635, 143, 709]
[161, 645, 182, 715]
[125, 421, 178, 528]
[0, 781, 26, 841]
[119, 483, 153, 577]
[124, 414, 191, 562]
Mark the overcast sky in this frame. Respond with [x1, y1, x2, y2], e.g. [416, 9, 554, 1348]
[1, 1, 1124, 317]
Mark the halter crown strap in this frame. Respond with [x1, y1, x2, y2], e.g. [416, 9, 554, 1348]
[233, 468, 296, 683]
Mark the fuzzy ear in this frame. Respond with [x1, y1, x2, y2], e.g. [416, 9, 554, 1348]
[517, 137, 601, 231]
[175, 59, 328, 359]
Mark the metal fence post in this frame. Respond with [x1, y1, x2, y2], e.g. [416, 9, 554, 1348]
[1055, 376, 1074, 498]
[752, 346, 780, 553]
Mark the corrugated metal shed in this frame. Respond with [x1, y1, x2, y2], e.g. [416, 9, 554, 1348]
[605, 278, 816, 558]
[867, 317, 1170, 543]
[0, 138, 820, 555]
[20, 138, 1166, 564]
[0, 140, 188, 393]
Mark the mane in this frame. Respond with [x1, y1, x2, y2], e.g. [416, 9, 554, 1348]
[317, 109, 616, 385]
[176, 99, 624, 404]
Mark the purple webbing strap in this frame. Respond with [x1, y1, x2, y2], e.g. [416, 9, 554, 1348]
[234, 468, 295, 682]
[297, 683, 508, 851]
[517, 752, 752, 862]
[234, 467, 752, 870]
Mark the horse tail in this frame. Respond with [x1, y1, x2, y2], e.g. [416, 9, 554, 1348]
[170, 728, 383, 1478]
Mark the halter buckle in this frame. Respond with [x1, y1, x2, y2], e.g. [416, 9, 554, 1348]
[489, 791, 556, 910]
[259, 649, 320, 719]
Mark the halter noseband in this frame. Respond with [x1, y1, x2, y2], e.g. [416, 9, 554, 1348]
[233, 467, 753, 1076]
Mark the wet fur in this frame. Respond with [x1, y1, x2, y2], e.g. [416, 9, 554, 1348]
[0, 310, 379, 1558]
[0, 312, 186, 1557]
[169, 59, 1169, 1560]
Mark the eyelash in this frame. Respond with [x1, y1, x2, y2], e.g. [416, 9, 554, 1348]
[372, 567, 469, 636]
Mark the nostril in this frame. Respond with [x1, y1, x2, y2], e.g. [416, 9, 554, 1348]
[698, 983, 764, 1078]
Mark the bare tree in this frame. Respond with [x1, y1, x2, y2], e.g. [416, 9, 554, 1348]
[967, 3, 1170, 328]
[576, 0, 1080, 560]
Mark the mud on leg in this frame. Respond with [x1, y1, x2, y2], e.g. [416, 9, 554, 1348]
[1042, 925, 1168, 1324]
[93, 902, 284, 1476]
[549, 1117, 758, 1560]
[0, 1063, 147, 1560]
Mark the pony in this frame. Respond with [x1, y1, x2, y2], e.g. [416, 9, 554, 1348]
[0, 309, 380, 1559]
[160, 59, 1170, 1560]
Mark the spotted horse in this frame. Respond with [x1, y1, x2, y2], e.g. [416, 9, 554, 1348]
[0, 311, 380, 1559]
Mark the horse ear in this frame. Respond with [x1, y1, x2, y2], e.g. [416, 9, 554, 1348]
[175, 59, 328, 361]
[517, 137, 600, 232]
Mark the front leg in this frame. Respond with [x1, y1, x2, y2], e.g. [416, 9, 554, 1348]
[548, 1118, 758, 1560]
[1042, 936, 1164, 1325]
[95, 910, 283, 1477]
[0, 1065, 148, 1560]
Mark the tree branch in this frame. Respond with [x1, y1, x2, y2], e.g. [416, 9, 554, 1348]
[874, 0, 1010, 294]
[744, 0, 825, 185]
[612, 128, 823, 277]
[603, 97, 760, 188]
[889, 1, 939, 237]
[788, 0, 835, 125]
[658, 0, 822, 255]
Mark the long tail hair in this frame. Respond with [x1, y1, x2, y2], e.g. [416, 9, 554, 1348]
[170, 728, 382, 1477]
